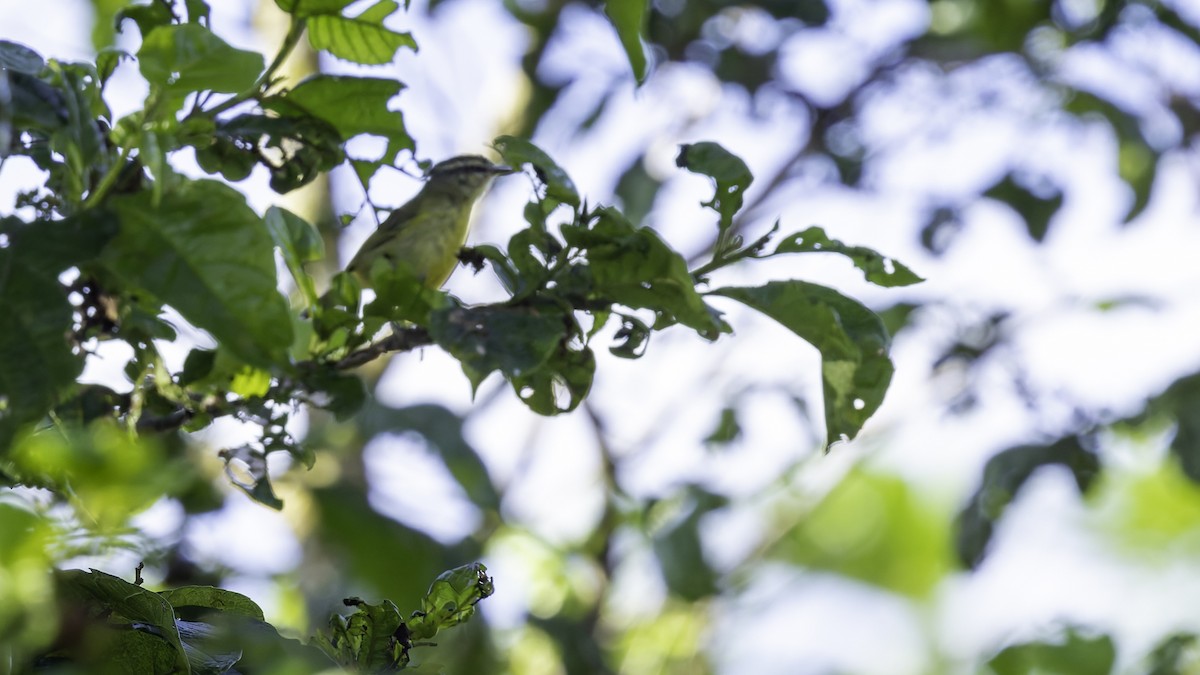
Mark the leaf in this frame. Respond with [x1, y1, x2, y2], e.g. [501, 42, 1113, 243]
[651, 488, 725, 601]
[493, 135, 580, 207]
[711, 281, 892, 445]
[358, 403, 499, 510]
[429, 304, 566, 392]
[984, 173, 1063, 243]
[193, 113, 345, 192]
[0, 40, 45, 75]
[676, 142, 753, 235]
[564, 207, 728, 338]
[408, 563, 494, 641]
[275, 75, 412, 166]
[56, 569, 190, 673]
[610, 313, 650, 359]
[266, 207, 324, 306]
[298, 367, 366, 420]
[221, 444, 283, 509]
[160, 586, 266, 622]
[768, 469, 952, 597]
[773, 226, 924, 287]
[306, 0, 418, 65]
[1144, 633, 1198, 675]
[275, 0, 357, 14]
[704, 406, 741, 446]
[955, 436, 1099, 569]
[510, 342, 595, 415]
[102, 180, 294, 368]
[988, 628, 1115, 675]
[0, 213, 117, 445]
[604, 0, 650, 83]
[138, 24, 264, 114]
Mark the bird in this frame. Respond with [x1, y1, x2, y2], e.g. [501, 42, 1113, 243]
[346, 154, 514, 289]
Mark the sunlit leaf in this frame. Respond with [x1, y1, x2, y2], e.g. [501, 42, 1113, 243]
[137, 24, 264, 114]
[493, 135, 580, 207]
[306, 1, 417, 65]
[711, 281, 892, 445]
[773, 226, 924, 287]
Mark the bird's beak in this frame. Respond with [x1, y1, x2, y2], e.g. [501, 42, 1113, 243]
[493, 164, 517, 175]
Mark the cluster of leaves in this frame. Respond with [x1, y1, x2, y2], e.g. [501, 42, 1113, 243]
[0, 0, 920, 669]
[26, 563, 490, 673]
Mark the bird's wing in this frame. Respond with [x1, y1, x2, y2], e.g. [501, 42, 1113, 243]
[347, 198, 425, 271]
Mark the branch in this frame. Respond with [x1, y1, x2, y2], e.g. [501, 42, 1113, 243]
[333, 326, 432, 370]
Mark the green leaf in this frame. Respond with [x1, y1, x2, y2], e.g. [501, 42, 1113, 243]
[137, 24, 264, 114]
[955, 436, 1099, 569]
[610, 313, 650, 359]
[1143, 633, 1198, 675]
[769, 469, 952, 597]
[0, 40, 45, 75]
[676, 142, 753, 236]
[56, 569, 190, 673]
[102, 180, 294, 368]
[604, 0, 650, 83]
[988, 628, 1115, 675]
[160, 586, 266, 622]
[984, 173, 1063, 243]
[493, 135, 580, 207]
[565, 207, 729, 338]
[275, 0, 356, 15]
[275, 75, 412, 166]
[221, 444, 283, 509]
[429, 304, 566, 392]
[0, 213, 117, 445]
[651, 488, 725, 601]
[711, 281, 892, 445]
[298, 367, 366, 420]
[306, 0, 418, 65]
[408, 563, 494, 641]
[510, 342, 595, 415]
[703, 406, 741, 446]
[266, 207, 324, 306]
[116, 1, 177, 39]
[773, 226, 924, 287]
[194, 113, 345, 192]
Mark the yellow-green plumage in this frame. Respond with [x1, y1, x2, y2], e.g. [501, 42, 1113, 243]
[347, 155, 512, 288]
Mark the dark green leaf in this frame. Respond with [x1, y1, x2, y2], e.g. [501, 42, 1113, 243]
[275, 0, 356, 15]
[711, 281, 892, 445]
[610, 313, 650, 359]
[160, 586, 266, 622]
[266, 206, 324, 305]
[220, 444, 283, 509]
[96, 47, 131, 86]
[565, 207, 728, 338]
[493, 135, 580, 207]
[56, 568, 190, 673]
[651, 488, 725, 601]
[430, 304, 566, 392]
[604, 0, 650, 83]
[102, 180, 294, 367]
[676, 142, 753, 235]
[0, 40, 45, 75]
[984, 173, 1063, 243]
[773, 226, 924, 287]
[510, 342, 595, 415]
[180, 349, 218, 386]
[306, 0, 418, 65]
[1144, 633, 1198, 675]
[956, 436, 1099, 569]
[193, 112, 345, 192]
[116, 1, 177, 39]
[299, 367, 367, 421]
[988, 628, 1115, 675]
[275, 75, 412, 167]
[704, 406, 741, 446]
[137, 24, 264, 114]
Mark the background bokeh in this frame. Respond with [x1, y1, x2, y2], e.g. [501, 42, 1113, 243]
[4, 0, 1200, 672]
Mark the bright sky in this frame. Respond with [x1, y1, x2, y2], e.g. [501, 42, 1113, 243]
[4, 0, 1200, 672]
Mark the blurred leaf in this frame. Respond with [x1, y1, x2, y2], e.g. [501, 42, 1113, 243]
[773, 226, 924, 287]
[358, 403, 499, 510]
[984, 173, 1063, 243]
[429, 304, 565, 392]
[1119, 138, 1157, 223]
[651, 488, 725, 600]
[510, 341, 596, 415]
[610, 313, 650, 359]
[137, 24, 264, 115]
[220, 445, 283, 510]
[676, 141, 753, 236]
[703, 406, 741, 446]
[314, 485, 475, 608]
[305, 0, 417, 65]
[493, 135, 580, 207]
[712, 281, 892, 446]
[614, 158, 663, 226]
[115, 0, 176, 39]
[299, 367, 367, 421]
[103, 179, 294, 368]
[566, 207, 729, 338]
[987, 627, 1115, 675]
[956, 436, 1099, 568]
[770, 469, 952, 597]
[0, 39, 45, 74]
[1144, 633, 1198, 675]
[605, 0, 651, 83]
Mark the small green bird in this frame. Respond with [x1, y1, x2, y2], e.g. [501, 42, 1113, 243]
[347, 155, 514, 288]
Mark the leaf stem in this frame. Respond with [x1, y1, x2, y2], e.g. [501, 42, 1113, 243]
[205, 17, 306, 117]
[81, 147, 129, 210]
